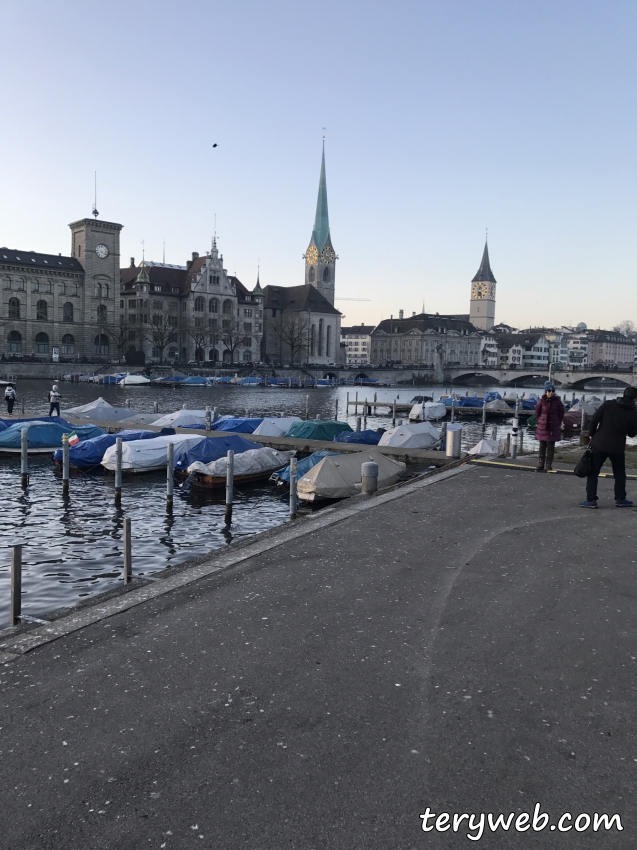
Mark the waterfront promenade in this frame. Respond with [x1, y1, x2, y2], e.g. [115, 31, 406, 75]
[0, 463, 635, 848]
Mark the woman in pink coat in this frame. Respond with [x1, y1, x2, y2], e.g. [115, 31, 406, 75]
[534, 382, 565, 471]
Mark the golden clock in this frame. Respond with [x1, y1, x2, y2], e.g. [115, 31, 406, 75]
[472, 282, 488, 299]
[306, 245, 318, 264]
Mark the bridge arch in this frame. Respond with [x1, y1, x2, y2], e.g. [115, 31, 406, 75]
[569, 375, 632, 390]
[450, 372, 495, 386]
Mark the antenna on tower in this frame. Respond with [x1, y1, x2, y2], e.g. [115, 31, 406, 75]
[141, 240, 145, 263]
[92, 172, 99, 219]
[163, 238, 165, 265]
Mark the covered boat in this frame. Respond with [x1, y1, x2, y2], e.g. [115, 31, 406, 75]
[333, 429, 381, 445]
[485, 399, 511, 411]
[187, 447, 294, 489]
[297, 450, 406, 502]
[252, 416, 302, 437]
[174, 434, 260, 471]
[209, 416, 264, 434]
[284, 420, 352, 441]
[466, 438, 501, 456]
[101, 434, 205, 472]
[154, 375, 186, 385]
[0, 420, 105, 453]
[63, 397, 136, 422]
[52, 428, 168, 468]
[443, 396, 483, 408]
[152, 409, 207, 428]
[408, 401, 447, 421]
[272, 450, 342, 484]
[182, 375, 210, 386]
[119, 373, 152, 385]
[378, 422, 440, 449]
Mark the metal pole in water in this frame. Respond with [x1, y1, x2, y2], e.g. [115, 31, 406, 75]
[346, 391, 349, 411]
[356, 416, 361, 432]
[127, 399, 131, 408]
[20, 427, 28, 486]
[511, 416, 519, 460]
[153, 401, 159, 414]
[62, 433, 70, 494]
[392, 398, 396, 427]
[123, 517, 131, 584]
[11, 544, 22, 625]
[114, 437, 123, 500]
[305, 395, 309, 420]
[363, 399, 368, 430]
[519, 425, 524, 454]
[450, 398, 455, 423]
[335, 400, 338, 421]
[482, 400, 487, 427]
[289, 456, 298, 519]
[491, 424, 497, 440]
[166, 441, 174, 506]
[225, 450, 234, 526]
[205, 407, 211, 431]
[213, 406, 218, 423]
[505, 433, 511, 456]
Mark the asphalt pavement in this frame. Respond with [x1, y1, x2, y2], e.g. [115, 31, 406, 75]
[0, 462, 636, 849]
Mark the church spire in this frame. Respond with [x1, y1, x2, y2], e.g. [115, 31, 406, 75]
[311, 142, 330, 250]
[472, 240, 497, 283]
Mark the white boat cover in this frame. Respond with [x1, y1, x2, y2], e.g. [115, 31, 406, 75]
[120, 374, 152, 385]
[408, 402, 447, 421]
[466, 438, 500, 456]
[485, 399, 511, 411]
[187, 447, 294, 477]
[571, 399, 603, 414]
[102, 434, 206, 471]
[297, 450, 406, 501]
[152, 409, 208, 428]
[252, 416, 302, 437]
[123, 413, 164, 425]
[64, 397, 137, 422]
[378, 422, 440, 449]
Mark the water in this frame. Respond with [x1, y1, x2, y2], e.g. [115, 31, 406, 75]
[0, 378, 547, 627]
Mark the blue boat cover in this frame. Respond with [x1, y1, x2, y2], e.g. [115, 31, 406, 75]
[443, 396, 483, 408]
[182, 376, 209, 385]
[274, 450, 342, 484]
[0, 420, 105, 449]
[520, 398, 537, 410]
[174, 435, 261, 471]
[155, 375, 185, 383]
[333, 429, 382, 445]
[209, 416, 264, 434]
[483, 392, 502, 402]
[0, 416, 77, 429]
[52, 428, 170, 467]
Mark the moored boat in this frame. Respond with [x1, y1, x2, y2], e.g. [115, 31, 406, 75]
[186, 447, 294, 490]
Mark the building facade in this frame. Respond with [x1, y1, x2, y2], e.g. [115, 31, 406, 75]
[370, 314, 482, 367]
[341, 324, 374, 365]
[495, 332, 550, 370]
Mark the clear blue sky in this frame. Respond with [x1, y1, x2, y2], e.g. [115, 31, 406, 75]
[1, 0, 635, 330]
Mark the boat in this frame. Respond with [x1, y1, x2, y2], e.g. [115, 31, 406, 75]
[101, 434, 206, 473]
[186, 447, 295, 490]
[297, 450, 406, 502]
[252, 416, 302, 437]
[378, 422, 440, 449]
[284, 420, 353, 441]
[152, 409, 208, 428]
[209, 416, 264, 434]
[174, 434, 261, 472]
[466, 438, 501, 456]
[0, 420, 105, 454]
[408, 401, 447, 422]
[64, 397, 138, 422]
[182, 376, 210, 386]
[272, 449, 342, 484]
[333, 429, 381, 445]
[119, 373, 152, 385]
[52, 428, 171, 469]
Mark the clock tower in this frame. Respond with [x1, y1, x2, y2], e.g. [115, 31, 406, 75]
[469, 240, 496, 330]
[304, 143, 336, 306]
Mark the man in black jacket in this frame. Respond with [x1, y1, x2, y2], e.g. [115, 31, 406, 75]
[581, 386, 637, 508]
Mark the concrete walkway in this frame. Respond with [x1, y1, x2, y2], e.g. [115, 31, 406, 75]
[0, 463, 635, 848]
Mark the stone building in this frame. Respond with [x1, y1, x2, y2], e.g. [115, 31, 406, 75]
[341, 324, 374, 365]
[0, 216, 121, 360]
[370, 314, 482, 367]
[587, 329, 635, 369]
[494, 332, 550, 369]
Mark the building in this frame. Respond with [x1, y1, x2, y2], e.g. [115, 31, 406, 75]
[469, 241, 496, 331]
[495, 332, 550, 370]
[1, 216, 121, 360]
[370, 314, 483, 367]
[341, 324, 374, 365]
[587, 330, 635, 369]
[303, 143, 337, 306]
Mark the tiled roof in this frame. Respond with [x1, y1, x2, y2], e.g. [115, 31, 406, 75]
[373, 313, 480, 335]
[120, 263, 188, 293]
[0, 247, 83, 272]
[341, 325, 375, 334]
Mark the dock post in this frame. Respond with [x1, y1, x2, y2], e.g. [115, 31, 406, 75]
[289, 456, 298, 519]
[361, 461, 378, 495]
[374, 392, 377, 410]
[213, 406, 218, 423]
[166, 441, 174, 507]
[491, 424, 497, 441]
[511, 416, 519, 460]
[505, 433, 511, 456]
[153, 401, 159, 414]
[224, 450, 234, 526]
[392, 398, 396, 427]
[450, 398, 455, 423]
[355, 391, 358, 406]
[205, 407, 211, 431]
[20, 427, 28, 487]
[127, 399, 131, 408]
[62, 433, 70, 494]
[356, 416, 361, 432]
[305, 395, 309, 420]
[346, 391, 349, 411]
[363, 399, 368, 430]
[123, 517, 131, 585]
[11, 544, 22, 625]
[114, 437, 123, 501]
[335, 400, 338, 421]
[518, 425, 524, 454]
[445, 425, 462, 459]
[482, 400, 487, 427]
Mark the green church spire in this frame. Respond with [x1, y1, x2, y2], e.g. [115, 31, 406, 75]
[311, 142, 330, 250]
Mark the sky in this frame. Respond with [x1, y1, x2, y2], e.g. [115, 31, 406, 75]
[1, 0, 636, 331]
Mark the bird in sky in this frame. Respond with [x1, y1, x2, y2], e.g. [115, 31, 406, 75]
[212, 143, 218, 148]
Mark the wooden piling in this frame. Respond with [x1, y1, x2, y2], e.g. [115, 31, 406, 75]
[20, 427, 28, 487]
[114, 437, 123, 500]
[62, 433, 69, 494]
[289, 457, 298, 520]
[123, 518, 131, 584]
[11, 544, 22, 625]
[224, 450, 234, 526]
[166, 442, 174, 506]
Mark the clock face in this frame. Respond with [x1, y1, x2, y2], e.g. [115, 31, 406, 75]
[321, 246, 335, 264]
[472, 282, 489, 299]
[306, 245, 318, 264]
[95, 243, 109, 259]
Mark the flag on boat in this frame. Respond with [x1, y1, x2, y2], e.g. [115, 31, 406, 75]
[68, 432, 80, 446]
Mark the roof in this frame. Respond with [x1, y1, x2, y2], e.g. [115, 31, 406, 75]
[372, 313, 481, 335]
[0, 247, 83, 272]
[120, 263, 188, 294]
[590, 330, 634, 344]
[311, 143, 330, 250]
[263, 284, 341, 316]
[472, 241, 497, 283]
[341, 325, 375, 335]
[496, 333, 544, 350]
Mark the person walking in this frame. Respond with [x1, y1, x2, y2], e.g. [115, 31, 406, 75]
[4, 383, 16, 416]
[534, 381, 565, 471]
[581, 386, 637, 508]
[48, 384, 61, 417]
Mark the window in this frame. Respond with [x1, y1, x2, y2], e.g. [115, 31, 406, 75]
[244, 322, 252, 333]
[120, 300, 124, 308]
[94, 334, 109, 356]
[244, 337, 253, 349]
[59, 282, 67, 295]
[153, 285, 161, 292]
[7, 330, 21, 352]
[322, 267, 330, 282]
[3, 277, 10, 290]
[128, 330, 136, 341]
[69, 283, 77, 296]
[208, 348, 218, 362]
[222, 299, 233, 315]
[194, 296, 205, 312]
[35, 332, 49, 353]
[43, 281, 52, 293]
[97, 304, 107, 324]
[15, 278, 25, 291]
[32, 281, 40, 292]
[95, 284, 102, 298]
[8, 297, 20, 319]
[244, 308, 253, 317]
[308, 267, 315, 282]
[209, 274, 220, 286]
[242, 350, 251, 362]
[208, 318, 217, 330]
[194, 317, 203, 328]
[61, 334, 75, 355]
[63, 302, 74, 323]
[130, 315, 136, 324]
[152, 300, 163, 310]
[36, 300, 48, 321]
[128, 299, 136, 308]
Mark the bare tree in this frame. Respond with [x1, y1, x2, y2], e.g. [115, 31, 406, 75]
[221, 318, 248, 364]
[141, 313, 178, 364]
[104, 320, 130, 362]
[184, 322, 211, 363]
[613, 320, 637, 340]
[271, 313, 310, 365]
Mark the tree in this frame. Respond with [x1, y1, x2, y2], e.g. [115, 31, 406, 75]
[612, 320, 637, 341]
[141, 313, 178, 364]
[220, 318, 248, 364]
[271, 313, 310, 365]
[184, 322, 211, 362]
[104, 320, 130, 362]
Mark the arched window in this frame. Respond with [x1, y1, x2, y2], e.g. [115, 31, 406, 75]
[311, 324, 316, 356]
[222, 299, 232, 315]
[318, 318, 324, 357]
[97, 304, 107, 324]
[8, 298, 20, 319]
[35, 332, 49, 353]
[95, 283, 102, 298]
[102, 283, 109, 298]
[208, 348, 217, 362]
[61, 334, 75, 354]
[15, 278, 24, 291]
[242, 350, 251, 362]
[94, 334, 109, 356]
[244, 337, 252, 350]
[69, 283, 78, 296]
[36, 300, 48, 321]
[7, 330, 21, 352]
[322, 267, 330, 282]
[3, 277, 10, 290]
[63, 302, 74, 323]
[209, 298, 218, 313]
[326, 325, 332, 358]
[59, 282, 66, 295]
[308, 267, 316, 283]
[194, 296, 205, 312]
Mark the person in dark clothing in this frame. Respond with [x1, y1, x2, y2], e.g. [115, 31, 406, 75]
[534, 381, 565, 471]
[581, 386, 637, 508]
[4, 383, 16, 415]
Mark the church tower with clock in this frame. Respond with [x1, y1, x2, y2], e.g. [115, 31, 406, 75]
[469, 240, 496, 330]
[304, 143, 336, 306]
